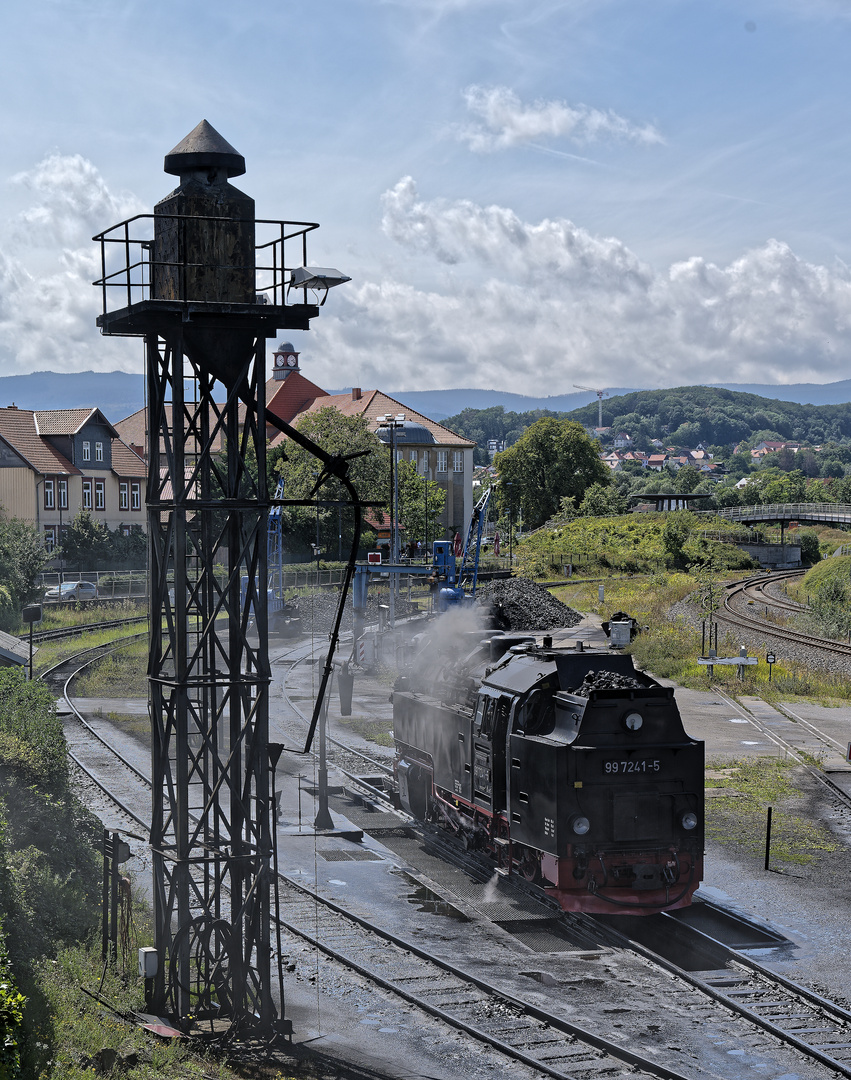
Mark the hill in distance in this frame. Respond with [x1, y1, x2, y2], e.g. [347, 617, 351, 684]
[3, 370, 851, 425]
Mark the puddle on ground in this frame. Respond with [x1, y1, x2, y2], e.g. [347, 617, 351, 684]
[391, 870, 469, 922]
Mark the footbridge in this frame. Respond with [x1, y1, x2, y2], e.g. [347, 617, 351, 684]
[712, 503, 851, 527]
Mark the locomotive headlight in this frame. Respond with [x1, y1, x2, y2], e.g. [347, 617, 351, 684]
[624, 712, 643, 732]
[571, 815, 591, 835]
[681, 812, 698, 830]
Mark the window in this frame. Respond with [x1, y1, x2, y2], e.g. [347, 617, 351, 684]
[119, 482, 129, 511]
[437, 451, 447, 473]
[82, 479, 92, 510]
[420, 453, 429, 475]
[82, 441, 91, 462]
[95, 480, 105, 510]
[58, 479, 68, 509]
[131, 482, 141, 511]
[95, 441, 104, 462]
[409, 450, 418, 463]
[44, 480, 55, 510]
[44, 526, 57, 553]
[121, 525, 131, 538]
[453, 451, 463, 473]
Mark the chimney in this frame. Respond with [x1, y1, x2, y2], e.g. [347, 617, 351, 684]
[351, 388, 361, 401]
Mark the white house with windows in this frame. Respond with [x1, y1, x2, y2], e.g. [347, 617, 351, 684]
[0, 406, 146, 555]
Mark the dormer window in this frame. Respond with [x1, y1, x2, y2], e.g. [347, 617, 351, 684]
[82, 440, 91, 462]
[95, 441, 104, 462]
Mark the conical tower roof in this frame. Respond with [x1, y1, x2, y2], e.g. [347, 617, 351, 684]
[164, 120, 246, 177]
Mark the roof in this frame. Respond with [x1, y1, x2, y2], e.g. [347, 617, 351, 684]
[0, 629, 30, 667]
[115, 406, 226, 459]
[34, 408, 118, 438]
[266, 373, 329, 425]
[0, 408, 80, 476]
[290, 389, 475, 448]
[111, 439, 147, 478]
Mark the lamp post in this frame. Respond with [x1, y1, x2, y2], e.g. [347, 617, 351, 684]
[377, 414, 406, 623]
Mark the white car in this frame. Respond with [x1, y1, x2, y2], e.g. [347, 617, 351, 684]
[44, 581, 98, 602]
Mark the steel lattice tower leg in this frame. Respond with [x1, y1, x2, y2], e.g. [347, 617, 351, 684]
[147, 329, 276, 1027]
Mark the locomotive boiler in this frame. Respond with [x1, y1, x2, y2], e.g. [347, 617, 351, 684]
[392, 631, 704, 915]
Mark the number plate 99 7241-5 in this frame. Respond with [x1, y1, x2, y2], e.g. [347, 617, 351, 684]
[602, 759, 661, 775]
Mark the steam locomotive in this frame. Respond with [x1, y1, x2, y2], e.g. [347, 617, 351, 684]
[392, 631, 704, 915]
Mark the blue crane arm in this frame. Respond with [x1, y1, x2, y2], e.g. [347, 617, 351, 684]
[457, 487, 491, 597]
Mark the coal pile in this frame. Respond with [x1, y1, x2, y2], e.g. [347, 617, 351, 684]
[477, 578, 582, 632]
[569, 670, 645, 696]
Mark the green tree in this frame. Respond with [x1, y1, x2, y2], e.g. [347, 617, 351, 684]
[271, 408, 388, 558]
[797, 530, 821, 565]
[494, 419, 609, 529]
[577, 482, 628, 517]
[661, 511, 693, 568]
[0, 516, 50, 629]
[397, 460, 446, 546]
[674, 465, 701, 493]
[59, 510, 112, 571]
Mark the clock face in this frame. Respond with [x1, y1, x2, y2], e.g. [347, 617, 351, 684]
[274, 355, 285, 368]
[286, 356, 297, 367]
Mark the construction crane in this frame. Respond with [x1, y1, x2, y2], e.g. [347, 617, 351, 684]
[573, 384, 609, 428]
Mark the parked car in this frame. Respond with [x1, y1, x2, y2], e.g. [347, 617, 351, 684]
[44, 581, 98, 603]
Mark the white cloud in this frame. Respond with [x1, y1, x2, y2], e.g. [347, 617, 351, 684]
[303, 177, 851, 394]
[0, 154, 144, 375]
[456, 85, 664, 153]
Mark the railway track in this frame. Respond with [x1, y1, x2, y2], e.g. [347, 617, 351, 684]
[52, 627, 851, 1078]
[24, 613, 148, 644]
[719, 569, 851, 658]
[54, 641, 697, 1079]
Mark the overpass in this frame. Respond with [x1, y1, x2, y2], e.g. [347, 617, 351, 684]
[711, 503, 851, 528]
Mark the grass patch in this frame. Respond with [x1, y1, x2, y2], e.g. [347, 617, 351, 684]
[104, 711, 150, 742]
[73, 641, 147, 698]
[705, 756, 838, 866]
[34, 627, 146, 678]
[549, 569, 851, 704]
[336, 717, 395, 747]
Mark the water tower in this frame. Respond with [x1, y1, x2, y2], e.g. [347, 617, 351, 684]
[93, 121, 346, 1035]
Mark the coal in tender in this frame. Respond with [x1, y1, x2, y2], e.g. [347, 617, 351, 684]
[476, 578, 582, 632]
[569, 670, 644, 696]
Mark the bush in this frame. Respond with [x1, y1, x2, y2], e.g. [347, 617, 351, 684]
[0, 671, 67, 790]
[0, 921, 24, 1080]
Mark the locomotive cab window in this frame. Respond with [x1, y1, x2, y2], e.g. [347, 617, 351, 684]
[517, 686, 556, 737]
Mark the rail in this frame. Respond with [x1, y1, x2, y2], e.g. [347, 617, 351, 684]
[91, 213, 320, 316]
[713, 502, 851, 524]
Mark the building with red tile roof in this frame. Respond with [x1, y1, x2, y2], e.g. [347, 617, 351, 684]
[265, 343, 475, 537]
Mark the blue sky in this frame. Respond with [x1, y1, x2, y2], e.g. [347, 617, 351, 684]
[3, 0, 851, 396]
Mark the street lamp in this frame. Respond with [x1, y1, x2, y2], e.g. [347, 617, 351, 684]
[376, 414, 406, 565]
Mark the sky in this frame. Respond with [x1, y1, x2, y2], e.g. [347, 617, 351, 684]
[3, 0, 851, 398]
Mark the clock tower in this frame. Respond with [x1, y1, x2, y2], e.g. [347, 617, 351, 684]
[271, 341, 300, 380]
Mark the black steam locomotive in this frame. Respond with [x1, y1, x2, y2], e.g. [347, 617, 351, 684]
[392, 631, 703, 915]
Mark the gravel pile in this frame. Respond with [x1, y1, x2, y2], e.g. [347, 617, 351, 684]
[569, 670, 645, 696]
[477, 578, 582, 632]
